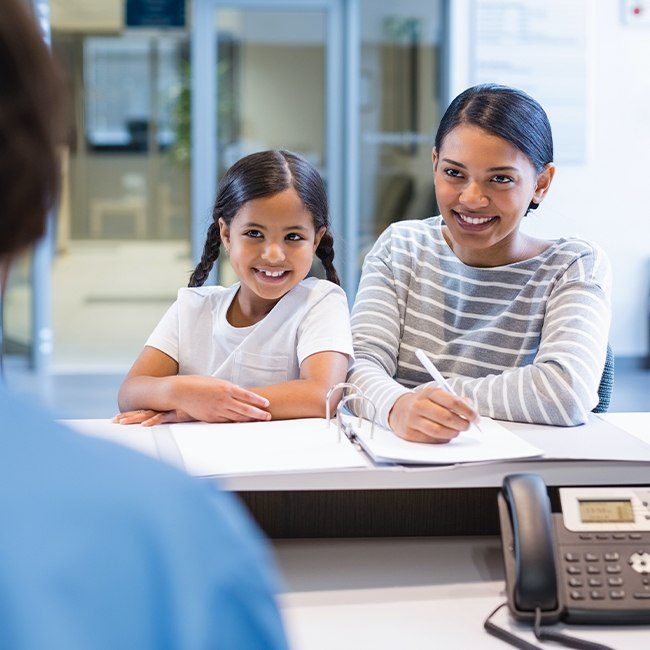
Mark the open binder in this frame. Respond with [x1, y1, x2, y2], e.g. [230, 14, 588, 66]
[324, 383, 543, 467]
[167, 383, 543, 477]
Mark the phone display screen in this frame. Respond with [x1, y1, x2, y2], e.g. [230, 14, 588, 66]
[578, 499, 634, 523]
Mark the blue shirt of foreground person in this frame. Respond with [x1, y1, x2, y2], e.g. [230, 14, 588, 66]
[0, 1, 287, 648]
[0, 386, 288, 649]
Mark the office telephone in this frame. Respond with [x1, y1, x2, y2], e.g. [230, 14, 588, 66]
[498, 473, 650, 626]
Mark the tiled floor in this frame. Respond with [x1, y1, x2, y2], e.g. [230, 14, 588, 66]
[5, 357, 649, 419]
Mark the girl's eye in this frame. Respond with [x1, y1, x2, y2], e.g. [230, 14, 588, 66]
[491, 175, 514, 184]
[286, 233, 304, 242]
[244, 230, 263, 238]
[443, 168, 463, 178]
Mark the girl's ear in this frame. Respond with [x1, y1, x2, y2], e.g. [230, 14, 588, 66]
[431, 147, 439, 172]
[313, 226, 326, 251]
[218, 218, 231, 253]
[532, 163, 556, 205]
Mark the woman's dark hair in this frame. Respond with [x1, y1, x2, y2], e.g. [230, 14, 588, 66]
[434, 84, 553, 211]
[0, 0, 64, 258]
[189, 149, 339, 286]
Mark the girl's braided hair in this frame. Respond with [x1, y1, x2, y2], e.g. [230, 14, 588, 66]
[189, 150, 339, 287]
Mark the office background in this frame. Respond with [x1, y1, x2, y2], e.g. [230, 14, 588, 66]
[4, 0, 650, 415]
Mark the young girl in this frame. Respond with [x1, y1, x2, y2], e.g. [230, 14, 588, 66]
[349, 84, 611, 443]
[115, 150, 353, 426]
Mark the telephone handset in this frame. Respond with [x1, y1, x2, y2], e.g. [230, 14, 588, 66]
[498, 473, 650, 625]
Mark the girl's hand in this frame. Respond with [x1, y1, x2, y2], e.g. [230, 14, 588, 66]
[175, 376, 271, 423]
[113, 408, 196, 427]
[387, 387, 479, 443]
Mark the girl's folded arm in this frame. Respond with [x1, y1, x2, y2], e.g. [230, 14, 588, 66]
[250, 351, 350, 420]
[117, 346, 181, 412]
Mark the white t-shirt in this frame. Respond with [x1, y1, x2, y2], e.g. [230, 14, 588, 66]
[145, 277, 354, 388]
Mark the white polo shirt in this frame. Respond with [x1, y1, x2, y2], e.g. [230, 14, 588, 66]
[145, 277, 353, 387]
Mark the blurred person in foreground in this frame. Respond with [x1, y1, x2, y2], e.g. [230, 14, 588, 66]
[0, 2, 288, 648]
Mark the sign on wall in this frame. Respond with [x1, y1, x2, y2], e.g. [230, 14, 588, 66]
[470, 0, 588, 164]
[126, 0, 185, 28]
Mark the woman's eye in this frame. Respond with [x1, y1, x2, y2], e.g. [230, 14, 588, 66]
[491, 175, 513, 184]
[286, 233, 304, 242]
[444, 168, 463, 178]
[244, 230, 263, 238]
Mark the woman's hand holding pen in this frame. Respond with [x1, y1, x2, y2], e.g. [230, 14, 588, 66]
[388, 387, 479, 444]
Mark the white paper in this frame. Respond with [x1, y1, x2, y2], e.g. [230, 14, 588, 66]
[170, 418, 368, 477]
[353, 417, 542, 465]
[62, 418, 160, 460]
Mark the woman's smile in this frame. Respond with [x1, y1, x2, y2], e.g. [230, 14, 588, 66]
[453, 210, 500, 231]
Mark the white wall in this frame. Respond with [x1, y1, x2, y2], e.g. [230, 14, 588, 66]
[527, 2, 650, 357]
[452, 0, 650, 358]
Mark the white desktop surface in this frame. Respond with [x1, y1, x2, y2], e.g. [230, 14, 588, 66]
[66, 413, 650, 490]
[65, 414, 650, 647]
[274, 536, 650, 649]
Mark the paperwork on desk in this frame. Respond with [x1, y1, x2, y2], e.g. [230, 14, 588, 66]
[170, 418, 368, 476]
[63, 413, 650, 479]
[169, 416, 542, 477]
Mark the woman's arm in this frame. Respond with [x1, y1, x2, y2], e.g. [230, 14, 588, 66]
[446, 275, 611, 426]
[348, 229, 477, 441]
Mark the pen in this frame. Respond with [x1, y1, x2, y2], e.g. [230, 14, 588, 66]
[414, 348, 483, 433]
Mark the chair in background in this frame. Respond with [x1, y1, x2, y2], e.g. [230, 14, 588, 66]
[592, 343, 615, 413]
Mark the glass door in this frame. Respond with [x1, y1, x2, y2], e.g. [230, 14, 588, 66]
[191, 0, 344, 287]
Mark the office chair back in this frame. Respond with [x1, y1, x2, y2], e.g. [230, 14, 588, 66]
[592, 343, 614, 413]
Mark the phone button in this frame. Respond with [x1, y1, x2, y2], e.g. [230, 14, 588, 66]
[608, 577, 624, 586]
[584, 553, 599, 562]
[604, 552, 620, 562]
[564, 552, 580, 562]
[606, 564, 622, 574]
[590, 590, 605, 600]
[587, 566, 601, 575]
[609, 590, 626, 599]
[570, 590, 585, 600]
[595, 534, 609, 540]
[578, 534, 592, 540]
[629, 533, 642, 540]
[612, 534, 626, 540]
[633, 592, 650, 599]
[567, 566, 582, 575]
[588, 578, 602, 587]
[568, 577, 583, 587]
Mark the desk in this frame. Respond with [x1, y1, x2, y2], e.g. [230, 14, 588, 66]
[274, 536, 650, 649]
[68, 413, 650, 537]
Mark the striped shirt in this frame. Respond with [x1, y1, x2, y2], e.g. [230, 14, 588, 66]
[348, 217, 612, 428]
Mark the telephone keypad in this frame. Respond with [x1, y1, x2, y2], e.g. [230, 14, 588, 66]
[557, 523, 650, 612]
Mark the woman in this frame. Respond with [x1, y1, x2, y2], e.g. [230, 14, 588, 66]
[349, 84, 611, 442]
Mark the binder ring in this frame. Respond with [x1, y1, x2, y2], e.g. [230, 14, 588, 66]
[336, 393, 377, 442]
[325, 382, 361, 425]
